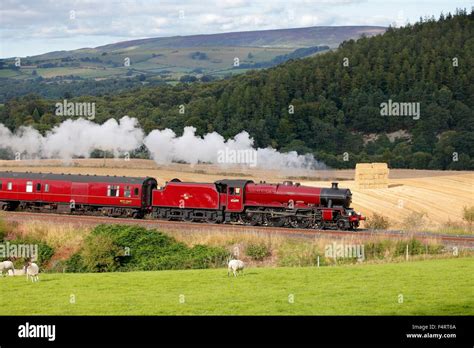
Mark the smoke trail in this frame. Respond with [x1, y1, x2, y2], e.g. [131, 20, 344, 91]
[0, 116, 143, 160]
[143, 126, 326, 170]
[0, 117, 326, 170]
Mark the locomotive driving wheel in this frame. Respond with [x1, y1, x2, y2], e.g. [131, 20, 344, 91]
[240, 212, 262, 226]
[204, 213, 219, 224]
[337, 219, 347, 230]
[289, 217, 311, 229]
[266, 216, 288, 227]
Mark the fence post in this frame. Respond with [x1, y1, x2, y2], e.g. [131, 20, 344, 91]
[405, 244, 409, 261]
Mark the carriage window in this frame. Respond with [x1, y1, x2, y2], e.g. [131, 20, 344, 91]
[229, 187, 235, 195]
[36, 183, 41, 191]
[107, 185, 120, 197]
[124, 186, 131, 198]
[0, 181, 2, 190]
[7, 182, 12, 191]
[134, 188, 139, 196]
[44, 184, 49, 192]
[26, 181, 33, 193]
[235, 188, 241, 194]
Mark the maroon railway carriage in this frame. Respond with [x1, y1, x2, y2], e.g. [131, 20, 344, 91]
[151, 179, 364, 230]
[0, 172, 157, 218]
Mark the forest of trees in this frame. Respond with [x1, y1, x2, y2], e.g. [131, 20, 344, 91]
[0, 76, 167, 103]
[0, 9, 472, 169]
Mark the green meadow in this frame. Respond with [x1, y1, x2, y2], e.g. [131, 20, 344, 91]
[1, 258, 472, 315]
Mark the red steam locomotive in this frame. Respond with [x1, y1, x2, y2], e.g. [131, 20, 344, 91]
[0, 172, 365, 230]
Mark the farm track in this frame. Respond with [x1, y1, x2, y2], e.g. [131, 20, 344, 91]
[4, 211, 474, 248]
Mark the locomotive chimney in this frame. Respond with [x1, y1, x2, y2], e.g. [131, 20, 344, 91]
[331, 182, 339, 190]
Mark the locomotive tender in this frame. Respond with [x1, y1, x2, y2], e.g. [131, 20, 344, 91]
[0, 171, 365, 230]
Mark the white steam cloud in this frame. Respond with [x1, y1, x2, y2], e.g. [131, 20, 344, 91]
[0, 116, 326, 170]
[0, 116, 143, 160]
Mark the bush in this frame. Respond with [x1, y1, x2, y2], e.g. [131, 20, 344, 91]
[36, 242, 55, 266]
[364, 240, 394, 259]
[65, 254, 87, 273]
[365, 213, 390, 230]
[427, 244, 444, 254]
[48, 260, 68, 273]
[0, 213, 15, 241]
[246, 243, 271, 261]
[277, 241, 326, 267]
[463, 206, 474, 225]
[185, 245, 229, 269]
[0, 215, 7, 241]
[66, 224, 230, 272]
[395, 239, 427, 256]
[81, 234, 123, 272]
[401, 211, 428, 231]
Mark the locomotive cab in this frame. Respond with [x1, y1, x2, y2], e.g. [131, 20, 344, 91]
[215, 179, 253, 212]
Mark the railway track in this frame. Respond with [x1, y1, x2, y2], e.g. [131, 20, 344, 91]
[3, 211, 474, 248]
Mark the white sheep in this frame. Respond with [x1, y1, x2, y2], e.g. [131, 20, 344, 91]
[9, 268, 25, 276]
[227, 259, 245, 277]
[0, 261, 14, 277]
[25, 262, 40, 282]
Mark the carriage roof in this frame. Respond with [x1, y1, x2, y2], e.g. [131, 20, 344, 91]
[0, 171, 153, 185]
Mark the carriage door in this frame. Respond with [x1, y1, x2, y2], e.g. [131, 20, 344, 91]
[142, 179, 157, 207]
[227, 186, 243, 212]
[35, 181, 43, 202]
[71, 183, 89, 207]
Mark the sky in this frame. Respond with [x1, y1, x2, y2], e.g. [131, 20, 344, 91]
[0, 0, 471, 58]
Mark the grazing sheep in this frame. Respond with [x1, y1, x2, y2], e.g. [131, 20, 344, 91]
[0, 261, 14, 277]
[9, 268, 25, 276]
[25, 262, 40, 282]
[227, 259, 245, 277]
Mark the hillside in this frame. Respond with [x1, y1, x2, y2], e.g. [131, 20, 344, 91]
[0, 25, 385, 98]
[92, 26, 385, 50]
[0, 10, 472, 170]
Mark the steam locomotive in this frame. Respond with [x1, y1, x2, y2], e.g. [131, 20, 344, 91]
[0, 172, 365, 230]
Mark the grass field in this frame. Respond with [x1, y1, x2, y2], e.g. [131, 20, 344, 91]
[0, 46, 294, 81]
[1, 258, 472, 315]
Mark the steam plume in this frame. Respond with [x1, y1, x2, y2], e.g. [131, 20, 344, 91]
[0, 117, 326, 170]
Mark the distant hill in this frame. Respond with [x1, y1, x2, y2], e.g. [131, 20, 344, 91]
[93, 26, 386, 50]
[0, 25, 385, 97]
